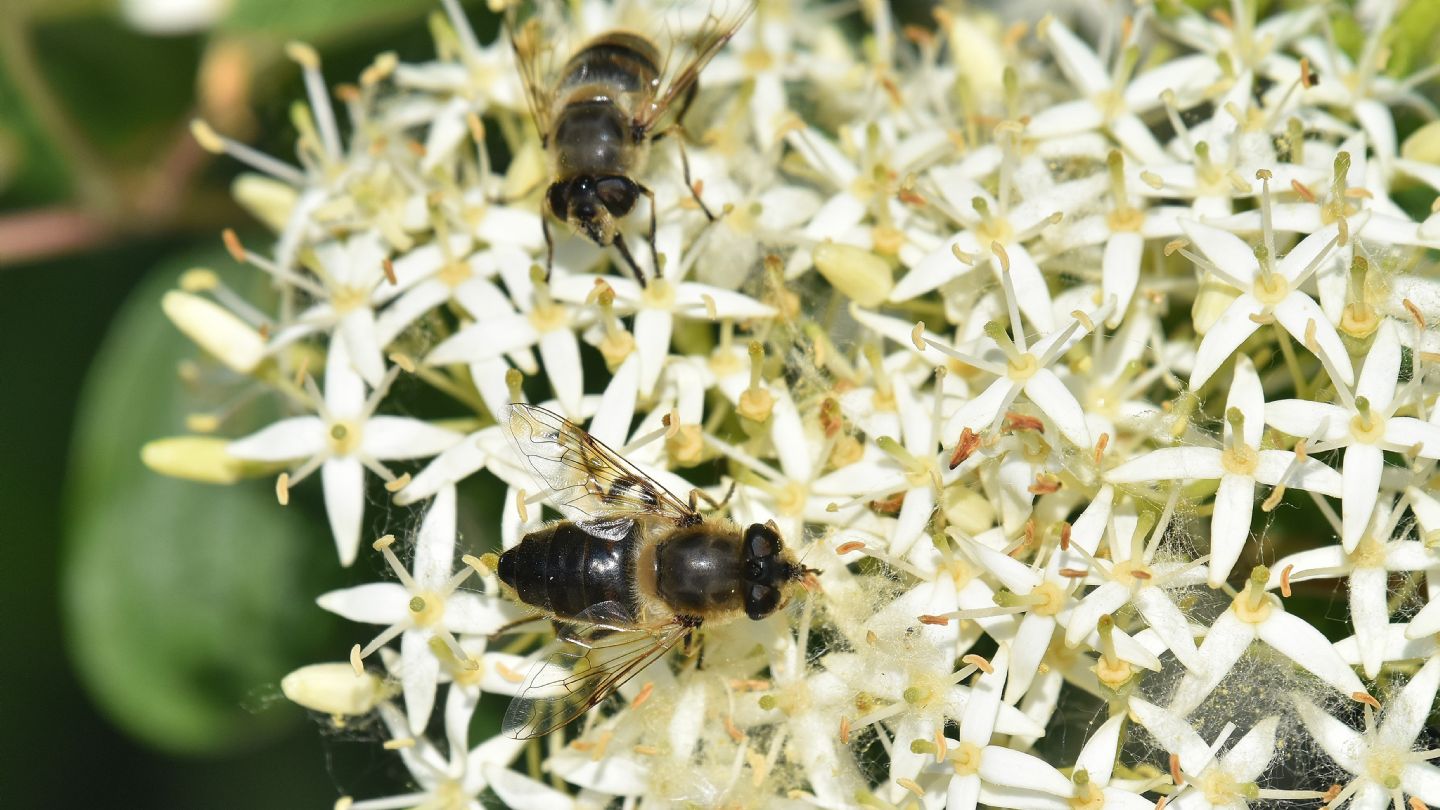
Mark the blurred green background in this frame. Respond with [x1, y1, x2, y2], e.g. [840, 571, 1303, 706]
[0, 0, 498, 806]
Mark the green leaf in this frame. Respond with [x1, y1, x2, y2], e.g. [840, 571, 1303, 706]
[62, 250, 337, 754]
[222, 0, 437, 42]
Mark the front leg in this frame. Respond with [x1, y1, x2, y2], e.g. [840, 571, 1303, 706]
[542, 215, 555, 282]
[639, 183, 661, 279]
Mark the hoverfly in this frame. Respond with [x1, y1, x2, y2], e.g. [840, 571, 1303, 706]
[496, 402, 811, 739]
[506, 1, 757, 286]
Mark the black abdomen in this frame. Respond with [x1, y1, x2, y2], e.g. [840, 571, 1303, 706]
[560, 32, 661, 96]
[655, 528, 743, 615]
[498, 523, 633, 619]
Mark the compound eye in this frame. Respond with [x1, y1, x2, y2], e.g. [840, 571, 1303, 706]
[745, 525, 777, 559]
[594, 176, 637, 216]
[744, 583, 781, 620]
[546, 182, 568, 219]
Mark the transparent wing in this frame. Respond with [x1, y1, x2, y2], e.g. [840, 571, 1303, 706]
[636, 0, 757, 131]
[504, 403, 699, 535]
[502, 603, 693, 739]
[505, 1, 572, 141]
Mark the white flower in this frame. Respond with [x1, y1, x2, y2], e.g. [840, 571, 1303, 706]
[1177, 195, 1352, 389]
[1266, 319, 1440, 549]
[1107, 355, 1342, 586]
[317, 486, 521, 732]
[1130, 698, 1284, 810]
[1168, 565, 1366, 716]
[928, 304, 1104, 449]
[1293, 655, 1440, 810]
[1269, 497, 1438, 678]
[227, 343, 462, 564]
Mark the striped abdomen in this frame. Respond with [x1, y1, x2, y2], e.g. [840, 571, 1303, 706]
[559, 31, 661, 98]
[550, 32, 660, 175]
[498, 522, 635, 619]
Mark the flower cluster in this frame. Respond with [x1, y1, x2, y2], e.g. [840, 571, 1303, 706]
[146, 1, 1440, 808]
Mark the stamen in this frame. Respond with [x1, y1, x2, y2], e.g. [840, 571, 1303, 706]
[286, 42, 341, 160]
[191, 119, 307, 185]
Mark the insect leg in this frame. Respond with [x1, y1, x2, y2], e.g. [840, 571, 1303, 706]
[488, 612, 549, 640]
[688, 479, 736, 513]
[668, 128, 716, 222]
[610, 232, 649, 288]
[542, 215, 555, 282]
[639, 183, 661, 278]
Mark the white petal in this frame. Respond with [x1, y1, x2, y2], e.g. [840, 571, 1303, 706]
[1075, 714, 1125, 785]
[1005, 614, 1055, 704]
[1264, 400, 1351, 442]
[1209, 473, 1256, 587]
[316, 581, 409, 623]
[376, 280, 452, 346]
[539, 328, 584, 419]
[948, 773, 981, 810]
[413, 485, 457, 590]
[980, 746, 1074, 796]
[1341, 443, 1384, 551]
[1252, 450, 1342, 496]
[1190, 293, 1263, 388]
[1023, 369, 1089, 447]
[944, 377, 1017, 444]
[1227, 355, 1265, 446]
[322, 456, 366, 566]
[1169, 610, 1254, 716]
[1406, 599, 1440, 639]
[1107, 446, 1225, 482]
[1293, 697, 1365, 774]
[1220, 716, 1280, 783]
[1350, 567, 1390, 680]
[1179, 220, 1259, 289]
[890, 486, 934, 560]
[339, 309, 386, 387]
[1383, 417, 1440, 458]
[1273, 292, 1354, 386]
[401, 629, 440, 734]
[227, 417, 325, 461]
[362, 416, 463, 460]
[960, 645, 1007, 745]
[675, 282, 776, 320]
[426, 315, 539, 365]
[1257, 610, 1365, 696]
[1043, 19, 1111, 94]
[1064, 582, 1131, 649]
[1002, 242, 1055, 333]
[1380, 654, 1440, 750]
[484, 764, 575, 810]
[1101, 231, 1143, 323]
[1356, 320, 1401, 413]
[443, 682, 478, 759]
[1134, 587, 1200, 668]
[443, 592, 523, 635]
[890, 235, 967, 301]
[1128, 697, 1212, 775]
[633, 308, 672, 398]
[1402, 763, 1440, 807]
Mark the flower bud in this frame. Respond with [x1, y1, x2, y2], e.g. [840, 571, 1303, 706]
[281, 663, 392, 717]
[141, 436, 246, 484]
[232, 173, 299, 233]
[162, 290, 265, 373]
[812, 242, 893, 307]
